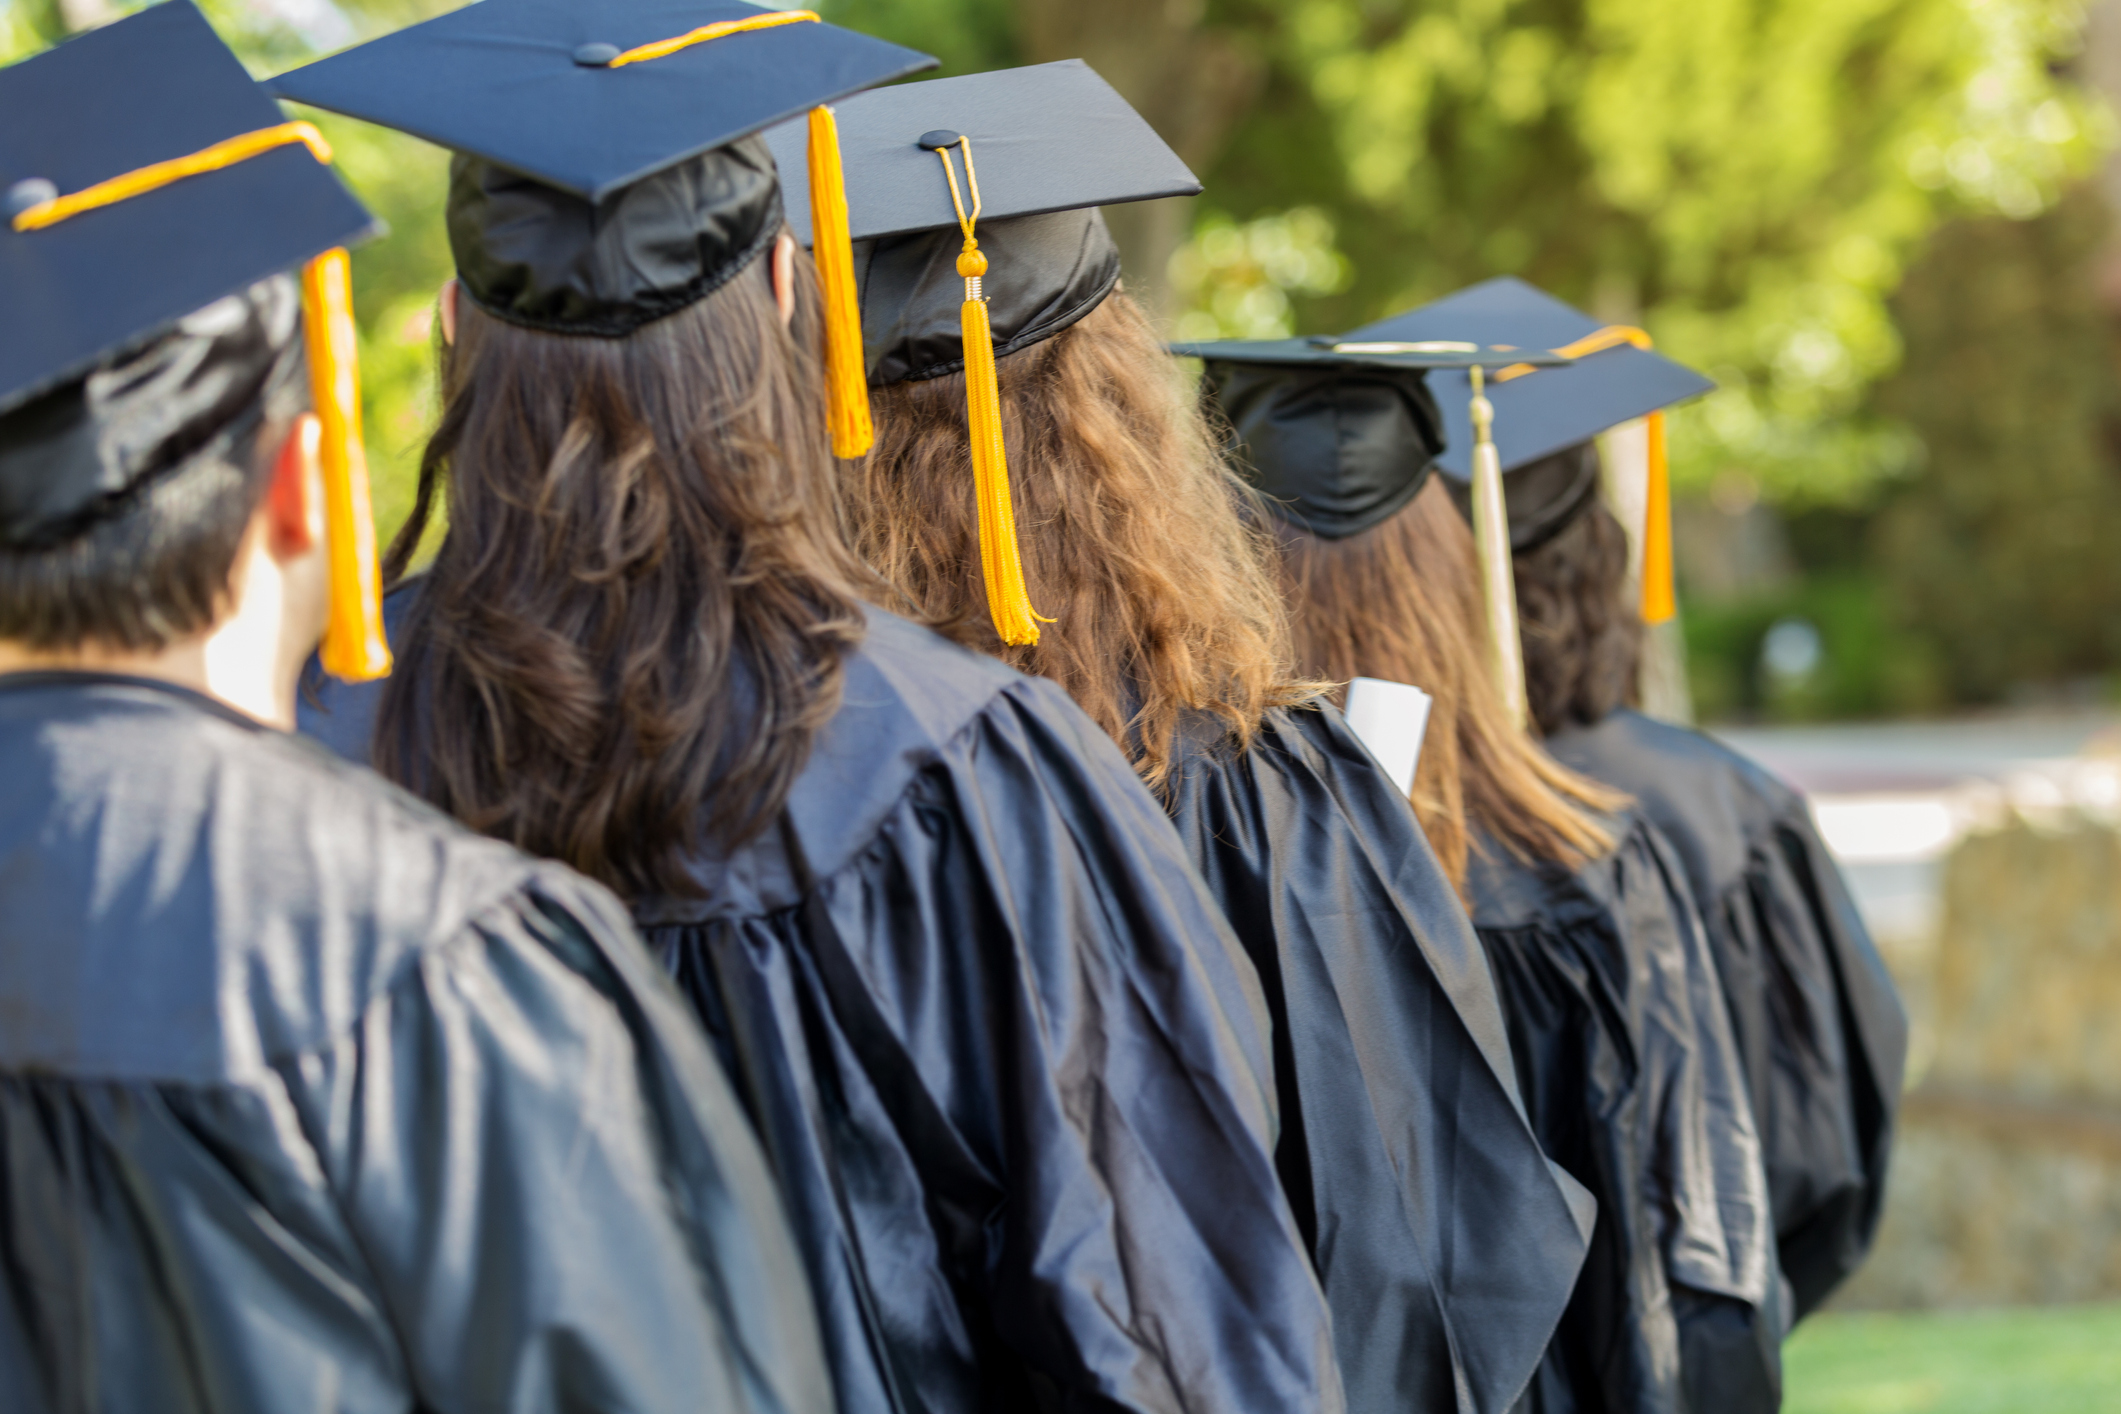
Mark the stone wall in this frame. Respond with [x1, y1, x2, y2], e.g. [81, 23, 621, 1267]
[1836, 809, 2121, 1309]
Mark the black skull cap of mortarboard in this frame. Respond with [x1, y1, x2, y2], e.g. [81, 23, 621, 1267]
[0, 0, 375, 547]
[268, 0, 936, 335]
[1176, 338, 1566, 540]
[1197, 358, 1446, 541]
[764, 61, 1200, 383]
[1341, 277, 1715, 482]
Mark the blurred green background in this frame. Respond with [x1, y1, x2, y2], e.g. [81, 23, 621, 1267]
[5, 0, 2119, 698]
[1784, 1302, 2121, 1413]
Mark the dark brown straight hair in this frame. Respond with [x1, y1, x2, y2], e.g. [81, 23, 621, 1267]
[374, 239, 877, 897]
[1514, 498, 1644, 736]
[844, 292, 1322, 793]
[1277, 478, 1622, 889]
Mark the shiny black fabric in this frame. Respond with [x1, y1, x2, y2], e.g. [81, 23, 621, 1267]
[0, 277, 301, 546]
[857, 207, 1122, 385]
[449, 141, 782, 336]
[0, 672, 832, 1414]
[1545, 708, 1907, 1319]
[302, 597, 1345, 1414]
[1466, 816, 1780, 1414]
[1203, 360, 1445, 540]
[1162, 703, 1595, 1414]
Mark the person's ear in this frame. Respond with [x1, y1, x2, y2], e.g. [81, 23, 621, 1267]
[439, 276, 459, 346]
[771, 231, 797, 327]
[263, 413, 325, 559]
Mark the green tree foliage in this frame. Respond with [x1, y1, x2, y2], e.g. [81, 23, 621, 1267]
[1871, 184, 2121, 702]
[1196, 0, 2106, 505]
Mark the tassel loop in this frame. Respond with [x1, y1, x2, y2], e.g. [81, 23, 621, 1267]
[302, 249, 392, 682]
[936, 138, 1050, 645]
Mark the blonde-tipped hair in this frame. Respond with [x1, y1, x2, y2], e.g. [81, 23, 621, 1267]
[1276, 477, 1624, 890]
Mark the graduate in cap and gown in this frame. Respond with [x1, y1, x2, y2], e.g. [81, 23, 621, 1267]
[0, 7, 832, 1411]
[1359, 278, 1908, 1321]
[800, 64, 1597, 1414]
[276, 7, 1340, 1412]
[1185, 331, 1782, 1414]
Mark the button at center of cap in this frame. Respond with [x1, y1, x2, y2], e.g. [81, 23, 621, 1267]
[573, 42, 621, 66]
[917, 130, 965, 151]
[5, 178, 58, 219]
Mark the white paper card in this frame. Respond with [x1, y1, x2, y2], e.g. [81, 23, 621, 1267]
[1343, 676, 1433, 797]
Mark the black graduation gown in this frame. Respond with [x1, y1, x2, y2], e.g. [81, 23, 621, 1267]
[1544, 707, 1907, 1319]
[1162, 704, 1596, 1414]
[0, 673, 830, 1414]
[303, 598, 1344, 1414]
[1466, 815, 1780, 1414]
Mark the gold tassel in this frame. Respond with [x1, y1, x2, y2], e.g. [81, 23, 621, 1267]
[808, 105, 872, 458]
[1640, 410, 1676, 623]
[301, 249, 392, 682]
[1468, 366, 1528, 726]
[937, 139, 1050, 646]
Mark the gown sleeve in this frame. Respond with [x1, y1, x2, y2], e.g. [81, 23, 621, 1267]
[274, 868, 834, 1414]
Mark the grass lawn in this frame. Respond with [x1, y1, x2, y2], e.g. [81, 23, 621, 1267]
[1785, 1303, 2121, 1413]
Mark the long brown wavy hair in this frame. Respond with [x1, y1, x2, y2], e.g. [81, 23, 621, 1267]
[1276, 477, 1622, 889]
[374, 238, 876, 897]
[843, 291, 1321, 793]
[1514, 496, 1644, 737]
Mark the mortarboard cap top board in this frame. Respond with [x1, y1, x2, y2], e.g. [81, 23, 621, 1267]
[765, 62, 1200, 386]
[270, 0, 934, 456]
[1178, 338, 1569, 541]
[768, 61, 1200, 248]
[1170, 336, 1567, 373]
[1341, 276, 1715, 480]
[0, 1, 380, 580]
[267, 0, 936, 203]
[1, 0, 374, 422]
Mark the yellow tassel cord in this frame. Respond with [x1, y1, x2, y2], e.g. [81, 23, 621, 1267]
[1493, 324, 1675, 624]
[10, 122, 332, 232]
[302, 250, 392, 682]
[1468, 366, 1529, 727]
[603, 8, 820, 66]
[10, 123, 393, 681]
[808, 106, 872, 457]
[1639, 411, 1674, 623]
[938, 138, 1050, 646]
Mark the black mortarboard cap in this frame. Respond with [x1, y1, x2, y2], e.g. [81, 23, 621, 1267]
[1342, 277, 1714, 480]
[765, 61, 1201, 384]
[1174, 338, 1566, 540]
[0, 0, 375, 550]
[269, 0, 935, 338]
[1, 0, 373, 420]
[1346, 277, 1712, 618]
